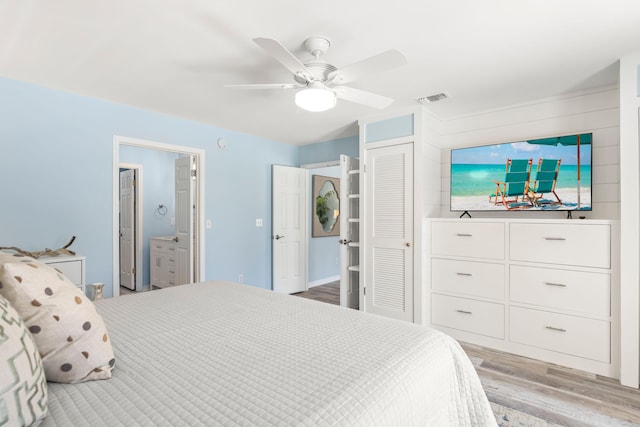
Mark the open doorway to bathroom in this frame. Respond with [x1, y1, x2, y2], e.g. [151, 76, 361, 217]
[112, 136, 205, 297]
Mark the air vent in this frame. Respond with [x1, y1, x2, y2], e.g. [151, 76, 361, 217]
[417, 92, 449, 104]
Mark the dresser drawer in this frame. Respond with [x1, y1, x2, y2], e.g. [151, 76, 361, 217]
[510, 307, 610, 362]
[509, 223, 610, 268]
[510, 265, 610, 317]
[432, 294, 504, 339]
[431, 222, 505, 260]
[432, 258, 504, 300]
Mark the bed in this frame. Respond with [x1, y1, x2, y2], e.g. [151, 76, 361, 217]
[29, 281, 495, 426]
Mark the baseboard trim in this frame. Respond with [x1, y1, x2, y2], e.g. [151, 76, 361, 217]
[308, 275, 340, 288]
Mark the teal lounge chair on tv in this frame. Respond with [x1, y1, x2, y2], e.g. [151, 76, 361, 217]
[490, 158, 533, 210]
[529, 158, 562, 206]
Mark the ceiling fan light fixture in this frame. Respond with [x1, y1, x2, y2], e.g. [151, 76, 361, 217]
[295, 83, 336, 112]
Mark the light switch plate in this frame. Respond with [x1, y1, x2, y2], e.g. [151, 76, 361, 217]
[256, 218, 263, 227]
[206, 219, 212, 229]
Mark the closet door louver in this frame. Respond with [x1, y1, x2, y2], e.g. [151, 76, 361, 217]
[364, 142, 414, 322]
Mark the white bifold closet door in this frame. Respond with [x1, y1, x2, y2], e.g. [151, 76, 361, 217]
[364, 142, 414, 322]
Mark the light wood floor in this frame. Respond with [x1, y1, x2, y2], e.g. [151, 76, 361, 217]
[293, 280, 341, 305]
[294, 282, 640, 427]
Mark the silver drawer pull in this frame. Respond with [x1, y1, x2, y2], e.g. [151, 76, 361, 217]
[456, 272, 472, 277]
[545, 326, 567, 332]
[456, 233, 472, 237]
[544, 282, 567, 287]
[544, 237, 566, 241]
[456, 310, 472, 315]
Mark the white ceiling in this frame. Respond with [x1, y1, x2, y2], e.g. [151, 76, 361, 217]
[1, 1, 639, 145]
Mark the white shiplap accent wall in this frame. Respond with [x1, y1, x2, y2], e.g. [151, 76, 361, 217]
[421, 110, 443, 218]
[433, 87, 620, 220]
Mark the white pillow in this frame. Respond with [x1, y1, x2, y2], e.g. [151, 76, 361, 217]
[0, 292, 48, 426]
[0, 252, 115, 383]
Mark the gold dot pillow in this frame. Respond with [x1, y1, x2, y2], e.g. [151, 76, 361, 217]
[0, 253, 115, 383]
[0, 292, 48, 426]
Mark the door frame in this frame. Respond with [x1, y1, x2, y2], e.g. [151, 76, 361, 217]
[119, 163, 143, 291]
[112, 135, 205, 297]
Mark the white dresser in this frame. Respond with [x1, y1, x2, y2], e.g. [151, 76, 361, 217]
[150, 237, 177, 290]
[425, 218, 619, 378]
[39, 255, 86, 294]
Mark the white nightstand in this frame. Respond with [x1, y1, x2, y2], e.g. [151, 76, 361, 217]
[39, 255, 86, 294]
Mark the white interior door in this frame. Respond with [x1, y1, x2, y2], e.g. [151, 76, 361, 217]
[340, 155, 360, 308]
[175, 156, 194, 285]
[364, 143, 414, 322]
[119, 169, 136, 290]
[272, 165, 307, 294]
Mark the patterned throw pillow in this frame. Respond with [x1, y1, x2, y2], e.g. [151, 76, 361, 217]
[0, 293, 48, 426]
[0, 252, 115, 383]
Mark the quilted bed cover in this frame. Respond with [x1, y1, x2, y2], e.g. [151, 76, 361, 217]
[43, 281, 496, 426]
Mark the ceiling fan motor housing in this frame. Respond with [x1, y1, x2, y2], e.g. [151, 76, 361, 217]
[295, 62, 338, 84]
[294, 37, 336, 84]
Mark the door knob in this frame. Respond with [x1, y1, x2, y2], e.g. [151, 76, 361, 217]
[405, 242, 411, 247]
[173, 237, 179, 242]
[274, 235, 285, 240]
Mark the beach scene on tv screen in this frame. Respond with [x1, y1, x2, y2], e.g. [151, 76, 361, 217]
[450, 133, 592, 211]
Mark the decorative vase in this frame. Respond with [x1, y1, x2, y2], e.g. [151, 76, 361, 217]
[91, 283, 104, 301]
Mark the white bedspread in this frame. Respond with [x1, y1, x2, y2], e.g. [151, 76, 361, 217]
[43, 281, 496, 426]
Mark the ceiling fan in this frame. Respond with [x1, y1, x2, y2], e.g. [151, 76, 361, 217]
[226, 37, 406, 112]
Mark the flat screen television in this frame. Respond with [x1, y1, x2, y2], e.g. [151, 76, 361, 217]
[450, 133, 592, 212]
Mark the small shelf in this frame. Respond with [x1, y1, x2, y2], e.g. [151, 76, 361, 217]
[348, 242, 360, 248]
[348, 265, 360, 272]
[348, 169, 360, 175]
[348, 194, 360, 199]
[348, 218, 360, 223]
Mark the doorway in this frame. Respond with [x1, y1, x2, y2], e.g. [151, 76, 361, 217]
[112, 136, 205, 298]
[270, 162, 341, 294]
[301, 161, 341, 289]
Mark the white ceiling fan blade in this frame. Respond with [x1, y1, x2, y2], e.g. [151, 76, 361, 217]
[253, 38, 312, 81]
[334, 86, 394, 109]
[328, 49, 406, 84]
[224, 83, 305, 90]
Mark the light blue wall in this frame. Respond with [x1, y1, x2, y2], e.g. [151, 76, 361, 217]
[119, 146, 179, 288]
[308, 166, 340, 284]
[0, 77, 298, 297]
[299, 135, 358, 165]
[364, 113, 414, 143]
